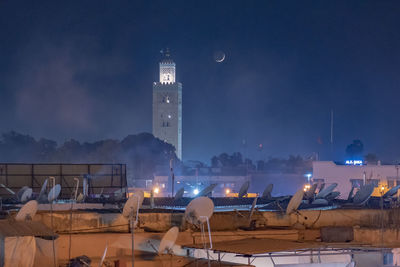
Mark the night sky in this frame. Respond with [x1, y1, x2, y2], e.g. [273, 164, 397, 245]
[1, 1, 400, 163]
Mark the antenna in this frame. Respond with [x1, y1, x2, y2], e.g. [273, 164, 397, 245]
[353, 183, 375, 205]
[17, 186, 29, 201]
[286, 189, 304, 215]
[38, 179, 48, 203]
[198, 183, 217, 197]
[158, 226, 179, 254]
[48, 184, 61, 203]
[20, 187, 33, 203]
[261, 184, 273, 199]
[15, 200, 38, 221]
[316, 183, 337, 199]
[383, 185, 400, 198]
[238, 181, 250, 198]
[174, 187, 184, 200]
[98, 243, 108, 267]
[122, 191, 144, 267]
[185, 197, 214, 264]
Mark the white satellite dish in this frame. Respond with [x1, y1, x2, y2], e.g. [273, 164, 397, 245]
[174, 187, 185, 200]
[383, 185, 400, 198]
[353, 183, 375, 205]
[20, 187, 33, 203]
[185, 197, 214, 258]
[48, 184, 61, 202]
[261, 184, 273, 199]
[198, 183, 217, 197]
[98, 243, 108, 267]
[248, 197, 258, 223]
[123, 191, 144, 218]
[185, 197, 214, 225]
[316, 183, 338, 199]
[17, 186, 29, 201]
[38, 179, 48, 201]
[15, 200, 38, 221]
[238, 181, 250, 198]
[286, 189, 304, 215]
[123, 190, 144, 267]
[158, 226, 179, 254]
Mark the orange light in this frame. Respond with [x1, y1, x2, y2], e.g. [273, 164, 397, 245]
[303, 184, 311, 192]
[225, 188, 231, 195]
[153, 187, 160, 194]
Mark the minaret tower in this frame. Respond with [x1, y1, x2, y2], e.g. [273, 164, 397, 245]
[152, 49, 182, 159]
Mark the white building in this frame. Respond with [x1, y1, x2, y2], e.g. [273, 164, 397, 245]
[152, 49, 182, 159]
[312, 161, 400, 198]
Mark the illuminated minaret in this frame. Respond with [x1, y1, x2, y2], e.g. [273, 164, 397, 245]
[152, 49, 182, 159]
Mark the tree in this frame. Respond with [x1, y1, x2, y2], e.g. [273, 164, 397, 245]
[365, 153, 378, 164]
[345, 140, 364, 159]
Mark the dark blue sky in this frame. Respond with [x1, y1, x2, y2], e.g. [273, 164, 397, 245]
[1, 1, 400, 163]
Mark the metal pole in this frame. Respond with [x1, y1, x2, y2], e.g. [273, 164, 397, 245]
[131, 211, 134, 267]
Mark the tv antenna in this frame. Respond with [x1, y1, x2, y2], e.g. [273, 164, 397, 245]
[261, 184, 273, 199]
[184, 197, 214, 266]
[122, 191, 144, 267]
[37, 179, 48, 203]
[158, 226, 179, 255]
[20, 187, 33, 203]
[174, 187, 185, 200]
[238, 181, 250, 198]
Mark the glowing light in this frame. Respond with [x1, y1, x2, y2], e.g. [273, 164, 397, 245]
[153, 187, 160, 194]
[303, 184, 311, 192]
[345, 160, 363, 165]
[168, 114, 172, 119]
[177, 181, 180, 184]
[225, 188, 231, 195]
[193, 189, 199, 195]
[381, 186, 385, 192]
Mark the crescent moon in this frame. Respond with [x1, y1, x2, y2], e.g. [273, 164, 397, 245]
[216, 53, 225, 63]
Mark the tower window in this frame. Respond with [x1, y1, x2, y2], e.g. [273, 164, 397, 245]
[168, 114, 172, 119]
[166, 97, 170, 103]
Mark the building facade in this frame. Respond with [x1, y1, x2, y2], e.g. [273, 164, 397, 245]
[312, 161, 400, 198]
[152, 50, 182, 159]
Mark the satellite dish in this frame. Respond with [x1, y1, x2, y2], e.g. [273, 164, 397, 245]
[158, 226, 179, 254]
[383, 185, 400, 198]
[38, 179, 48, 201]
[286, 189, 304, 215]
[319, 183, 325, 193]
[261, 184, 273, 199]
[248, 197, 258, 222]
[353, 183, 375, 205]
[123, 191, 144, 218]
[174, 187, 185, 200]
[305, 184, 318, 200]
[76, 193, 84, 203]
[48, 184, 61, 202]
[238, 181, 250, 198]
[325, 191, 340, 201]
[15, 200, 38, 221]
[198, 183, 217, 197]
[316, 183, 338, 199]
[17, 186, 29, 201]
[20, 187, 33, 203]
[347, 186, 355, 201]
[312, 198, 329, 205]
[185, 197, 214, 225]
[98, 243, 108, 267]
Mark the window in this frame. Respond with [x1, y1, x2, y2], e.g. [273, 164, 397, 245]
[388, 180, 395, 188]
[367, 179, 379, 187]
